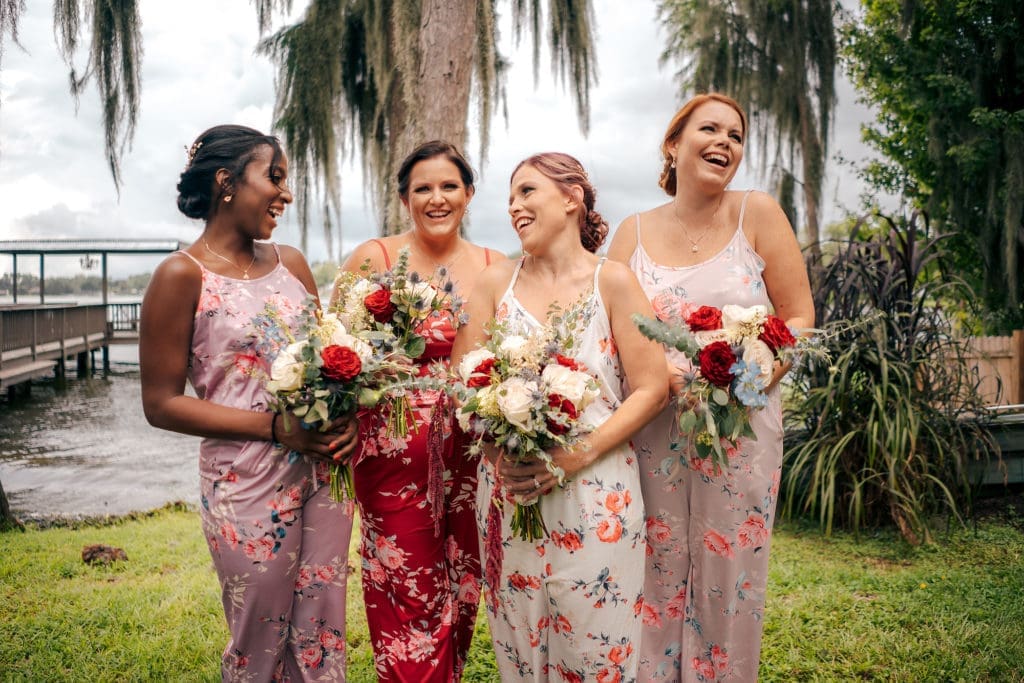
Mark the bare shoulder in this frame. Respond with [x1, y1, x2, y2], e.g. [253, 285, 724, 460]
[275, 243, 310, 269]
[606, 211, 643, 261]
[151, 251, 202, 288]
[598, 259, 634, 294]
[477, 258, 516, 289]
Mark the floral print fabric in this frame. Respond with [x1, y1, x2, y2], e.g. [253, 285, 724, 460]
[477, 258, 646, 682]
[628, 192, 783, 682]
[353, 308, 482, 682]
[182, 247, 354, 682]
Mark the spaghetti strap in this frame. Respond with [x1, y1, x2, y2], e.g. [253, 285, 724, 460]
[737, 190, 754, 232]
[370, 238, 392, 269]
[593, 256, 607, 289]
[502, 257, 526, 301]
[484, 248, 492, 266]
[176, 250, 203, 268]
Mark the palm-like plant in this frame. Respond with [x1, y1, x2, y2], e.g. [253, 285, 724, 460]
[783, 211, 995, 544]
[657, 0, 838, 261]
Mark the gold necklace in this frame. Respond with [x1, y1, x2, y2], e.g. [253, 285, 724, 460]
[203, 238, 258, 279]
[673, 196, 724, 253]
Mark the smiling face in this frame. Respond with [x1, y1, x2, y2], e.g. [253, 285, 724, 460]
[400, 156, 474, 238]
[508, 163, 578, 253]
[226, 144, 292, 239]
[669, 100, 745, 191]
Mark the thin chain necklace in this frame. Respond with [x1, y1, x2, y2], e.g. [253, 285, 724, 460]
[203, 238, 258, 279]
[673, 195, 724, 253]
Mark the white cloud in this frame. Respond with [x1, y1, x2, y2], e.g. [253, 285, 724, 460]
[1, 0, 879, 277]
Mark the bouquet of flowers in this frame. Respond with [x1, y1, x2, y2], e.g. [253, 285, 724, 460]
[455, 318, 601, 541]
[254, 298, 419, 501]
[634, 303, 818, 470]
[329, 247, 463, 436]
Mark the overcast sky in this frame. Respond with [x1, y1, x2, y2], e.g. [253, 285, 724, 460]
[0, 0, 877, 278]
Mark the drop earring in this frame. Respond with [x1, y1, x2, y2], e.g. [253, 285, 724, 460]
[224, 195, 233, 203]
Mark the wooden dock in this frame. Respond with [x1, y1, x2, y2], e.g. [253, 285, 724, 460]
[0, 303, 140, 393]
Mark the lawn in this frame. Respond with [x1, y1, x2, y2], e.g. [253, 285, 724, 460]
[2, 502, 1021, 681]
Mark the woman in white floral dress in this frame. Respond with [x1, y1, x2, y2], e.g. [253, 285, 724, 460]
[453, 152, 669, 681]
[607, 94, 814, 682]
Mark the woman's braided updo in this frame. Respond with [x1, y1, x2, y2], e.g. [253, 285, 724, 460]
[511, 152, 608, 253]
[177, 124, 284, 221]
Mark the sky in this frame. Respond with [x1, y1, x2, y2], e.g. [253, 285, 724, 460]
[0, 0, 878, 279]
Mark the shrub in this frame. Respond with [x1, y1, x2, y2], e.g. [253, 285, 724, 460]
[783, 211, 995, 544]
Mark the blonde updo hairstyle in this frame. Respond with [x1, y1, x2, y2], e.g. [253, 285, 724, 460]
[511, 152, 609, 253]
[658, 93, 748, 197]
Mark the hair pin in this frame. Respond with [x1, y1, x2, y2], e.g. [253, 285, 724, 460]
[185, 140, 204, 167]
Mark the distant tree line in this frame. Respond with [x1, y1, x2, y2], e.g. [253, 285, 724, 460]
[0, 272, 152, 296]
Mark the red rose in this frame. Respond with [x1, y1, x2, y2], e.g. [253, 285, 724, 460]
[554, 354, 581, 371]
[697, 341, 737, 387]
[759, 315, 796, 355]
[321, 345, 362, 381]
[548, 394, 578, 419]
[686, 305, 723, 331]
[364, 288, 396, 322]
[466, 357, 496, 388]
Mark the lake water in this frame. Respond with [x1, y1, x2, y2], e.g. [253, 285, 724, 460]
[0, 344, 201, 521]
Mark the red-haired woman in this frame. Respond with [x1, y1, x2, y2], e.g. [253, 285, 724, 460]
[608, 93, 814, 681]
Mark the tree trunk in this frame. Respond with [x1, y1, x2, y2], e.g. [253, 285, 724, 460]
[798, 92, 824, 265]
[0, 478, 24, 532]
[383, 0, 476, 235]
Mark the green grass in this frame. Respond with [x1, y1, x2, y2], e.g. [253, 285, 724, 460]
[2, 504, 1022, 682]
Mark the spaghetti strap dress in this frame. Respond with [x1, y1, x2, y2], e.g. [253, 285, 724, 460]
[476, 257, 646, 682]
[628, 191, 783, 682]
[350, 239, 487, 682]
[181, 245, 354, 682]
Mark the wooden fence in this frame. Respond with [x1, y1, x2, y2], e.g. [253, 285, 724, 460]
[963, 330, 1024, 406]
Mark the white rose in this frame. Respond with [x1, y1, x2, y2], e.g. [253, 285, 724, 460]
[315, 313, 350, 346]
[722, 305, 767, 341]
[459, 347, 497, 383]
[497, 335, 531, 362]
[541, 364, 599, 410]
[742, 338, 775, 383]
[400, 281, 438, 310]
[352, 278, 378, 299]
[496, 377, 539, 431]
[268, 344, 306, 393]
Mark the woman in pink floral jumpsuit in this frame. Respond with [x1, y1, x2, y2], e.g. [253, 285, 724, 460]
[608, 94, 814, 681]
[141, 125, 358, 681]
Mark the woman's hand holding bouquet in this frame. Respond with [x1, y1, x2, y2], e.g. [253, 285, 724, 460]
[455, 321, 600, 541]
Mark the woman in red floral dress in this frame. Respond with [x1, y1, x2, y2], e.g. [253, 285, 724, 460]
[336, 141, 505, 681]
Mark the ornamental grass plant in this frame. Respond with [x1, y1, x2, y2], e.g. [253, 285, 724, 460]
[783, 212, 996, 544]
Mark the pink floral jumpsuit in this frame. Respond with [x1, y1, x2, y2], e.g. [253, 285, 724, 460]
[182, 247, 354, 682]
[627, 192, 783, 682]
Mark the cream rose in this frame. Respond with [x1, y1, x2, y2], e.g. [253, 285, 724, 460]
[722, 304, 767, 341]
[742, 338, 775, 383]
[267, 341, 308, 392]
[498, 335, 531, 362]
[541, 364, 600, 411]
[496, 377, 539, 431]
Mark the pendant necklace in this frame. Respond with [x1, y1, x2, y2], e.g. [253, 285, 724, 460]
[203, 238, 258, 279]
[673, 196, 724, 253]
